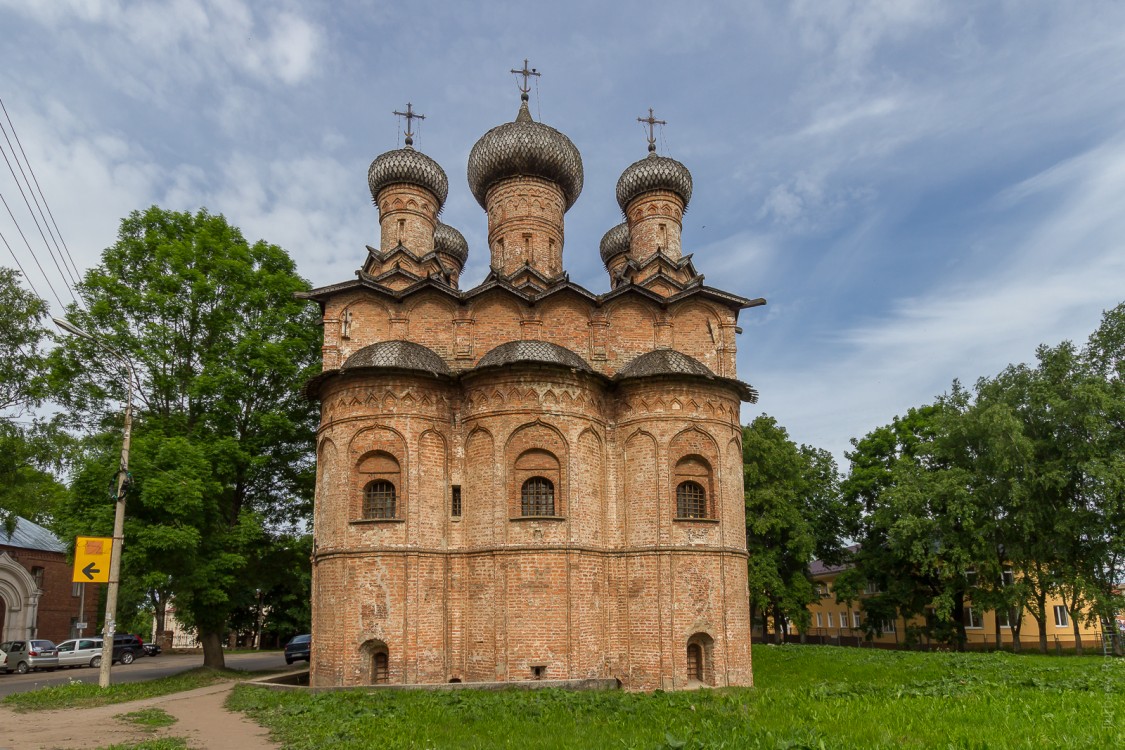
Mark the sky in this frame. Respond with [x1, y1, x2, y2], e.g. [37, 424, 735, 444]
[2, 0, 1124, 467]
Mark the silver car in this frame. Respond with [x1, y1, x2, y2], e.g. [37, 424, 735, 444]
[1, 640, 59, 673]
[55, 638, 104, 668]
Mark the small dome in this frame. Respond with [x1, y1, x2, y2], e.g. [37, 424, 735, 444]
[368, 146, 449, 208]
[599, 223, 630, 265]
[343, 340, 451, 376]
[477, 340, 592, 372]
[467, 100, 584, 211]
[616, 152, 693, 212]
[617, 349, 713, 379]
[433, 223, 468, 264]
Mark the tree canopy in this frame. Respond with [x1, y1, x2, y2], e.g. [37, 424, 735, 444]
[50, 206, 321, 666]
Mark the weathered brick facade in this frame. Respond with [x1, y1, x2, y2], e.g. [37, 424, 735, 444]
[303, 91, 763, 690]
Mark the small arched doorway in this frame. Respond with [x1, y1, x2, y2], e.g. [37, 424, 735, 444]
[686, 643, 703, 681]
[686, 632, 715, 686]
[360, 638, 390, 685]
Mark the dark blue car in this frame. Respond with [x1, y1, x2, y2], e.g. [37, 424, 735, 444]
[284, 634, 311, 665]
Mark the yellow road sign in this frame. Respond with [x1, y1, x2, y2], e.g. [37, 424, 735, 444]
[73, 536, 112, 583]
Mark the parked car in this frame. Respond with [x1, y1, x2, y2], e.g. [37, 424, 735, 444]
[110, 634, 140, 664]
[1, 640, 59, 673]
[55, 638, 105, 668]
[0, 642, 8, 672]
[284, 634, 311, 665]
[141, 640, 161, 657]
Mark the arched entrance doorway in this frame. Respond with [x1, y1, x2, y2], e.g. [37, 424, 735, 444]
[359, 639, 390, 684]
[686, 632, 715, 686]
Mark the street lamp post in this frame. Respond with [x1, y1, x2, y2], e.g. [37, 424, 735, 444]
[53, 317, 135, 688]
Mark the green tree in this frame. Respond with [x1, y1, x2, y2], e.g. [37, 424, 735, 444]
[743, 415, 846, 642]
[49, 207, 320, 668]
[1084, 302, 1125, 654]
[0, 266, 63, 532]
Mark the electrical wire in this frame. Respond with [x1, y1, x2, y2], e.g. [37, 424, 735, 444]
[0, 97, 85, 295]
[0, 193, 64, 308]
[0, 126, 81, 307]
[0, 224, 44, 301]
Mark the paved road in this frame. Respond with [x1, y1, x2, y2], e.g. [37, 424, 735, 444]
[0, 651, 291, 698]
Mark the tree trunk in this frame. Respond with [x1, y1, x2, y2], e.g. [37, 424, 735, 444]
[993, 613, 1002, 652]
[1012, 612, 1023, 653]
[199, 629, 226, 669]
[1071, 615, 1083, 655]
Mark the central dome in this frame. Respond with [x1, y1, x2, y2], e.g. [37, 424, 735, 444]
[616, 152, 692, 213]
[467, 100, 584, 211]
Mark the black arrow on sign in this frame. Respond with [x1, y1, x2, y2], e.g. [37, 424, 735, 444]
[82, 562, 100, 580]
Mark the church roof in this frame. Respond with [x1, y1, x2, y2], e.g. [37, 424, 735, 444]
[467, 99, 584, 211]
[616, 152, 693, 212]
[342, 340, 452, 376]
[617, 349, 713, 378]
[599, 222, 630, 265]
[476, 340, 593, 372]
[0, 517, 66, 553]
[368, 146, 449, 209]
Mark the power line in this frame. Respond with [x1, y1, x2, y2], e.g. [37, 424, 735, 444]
[0, 224, 44, 301]
[0, 97, 85, 293]
[0, 122, 81, 308]
[0, 192, 65, 308]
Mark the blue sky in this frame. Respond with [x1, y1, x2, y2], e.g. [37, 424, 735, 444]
[2, 0, 1124, 466]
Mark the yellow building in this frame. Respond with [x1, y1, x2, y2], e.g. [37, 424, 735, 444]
[803, 553, 1105, 652]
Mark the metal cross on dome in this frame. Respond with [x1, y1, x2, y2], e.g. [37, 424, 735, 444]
[638, 108, 666, 153]
[393, 102, 425, 147]
[510, 58, 540, 97]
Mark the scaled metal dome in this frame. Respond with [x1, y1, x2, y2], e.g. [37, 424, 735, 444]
[368, 146, 450, 208]
[433, 223, 468, 264]
[617, 349, 713, 379]
[342, 340, 452, 376]
[616, 152, 693, 213]
[599, 223, 630, 265]
[476, 340, 592, 372]
[467, 100, 584, 211]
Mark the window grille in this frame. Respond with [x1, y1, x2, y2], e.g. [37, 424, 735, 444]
[363, 480, 396, 519]
[676, 481, 707, 518]
[521, 477, 555, 516]
[451, 485, 462, 517]
[373, 651, 389, 683]
[687, 643, 703, 681]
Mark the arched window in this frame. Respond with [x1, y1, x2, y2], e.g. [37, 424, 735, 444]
[521, 477, 555, 516]
[676, 481, 707, 519]
[363, 480, 396, 519]
[357, 451, 401, 521]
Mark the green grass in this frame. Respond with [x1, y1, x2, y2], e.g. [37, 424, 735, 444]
[116, 707, 178, 729]
[96, 738, 190, 750]
[2, 667, 251, 712]
[227, 646, 1125, 749]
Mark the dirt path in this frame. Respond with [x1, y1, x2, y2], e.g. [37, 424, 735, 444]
[0, 681, 278, 750]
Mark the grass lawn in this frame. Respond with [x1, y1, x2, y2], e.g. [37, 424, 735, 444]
[1, 667, 252, 712]
[227, 646, 1125, 749]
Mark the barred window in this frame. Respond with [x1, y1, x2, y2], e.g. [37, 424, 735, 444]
[363, 480, 397, 519]
[521, 477, 555, 516]
[676, 481, 707, 518]
[451, 485, 462, 517]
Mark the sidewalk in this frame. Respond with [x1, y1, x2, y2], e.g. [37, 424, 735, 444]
[0, 681, 278, 750]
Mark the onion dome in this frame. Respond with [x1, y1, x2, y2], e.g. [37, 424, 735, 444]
[617, 349, 713, 379]
[467, 98, 584, 211]
[433, 223, 468, 264]
[477, 340, 592, 372]
[599, 223, 630, 265]
[343, 340, 451, 376]
[615, 152, 693, 213]
[368, 146, 449, 208]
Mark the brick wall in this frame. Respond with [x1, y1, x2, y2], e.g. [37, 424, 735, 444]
[0, 544, 102, 643]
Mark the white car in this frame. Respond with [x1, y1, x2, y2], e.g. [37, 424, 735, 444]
[55, 638, 104, 668]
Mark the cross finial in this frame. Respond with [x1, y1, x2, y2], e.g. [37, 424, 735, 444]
[510, 58, 540, 101]
[393, 102, 425, 147]
[637, 107, 666, 153]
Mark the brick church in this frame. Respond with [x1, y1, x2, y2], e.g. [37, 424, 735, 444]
[302, 69, 763, 690]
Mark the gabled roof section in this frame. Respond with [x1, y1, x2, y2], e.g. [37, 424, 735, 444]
[0, 517, 66, 553]
[298, 257, 764, 312]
